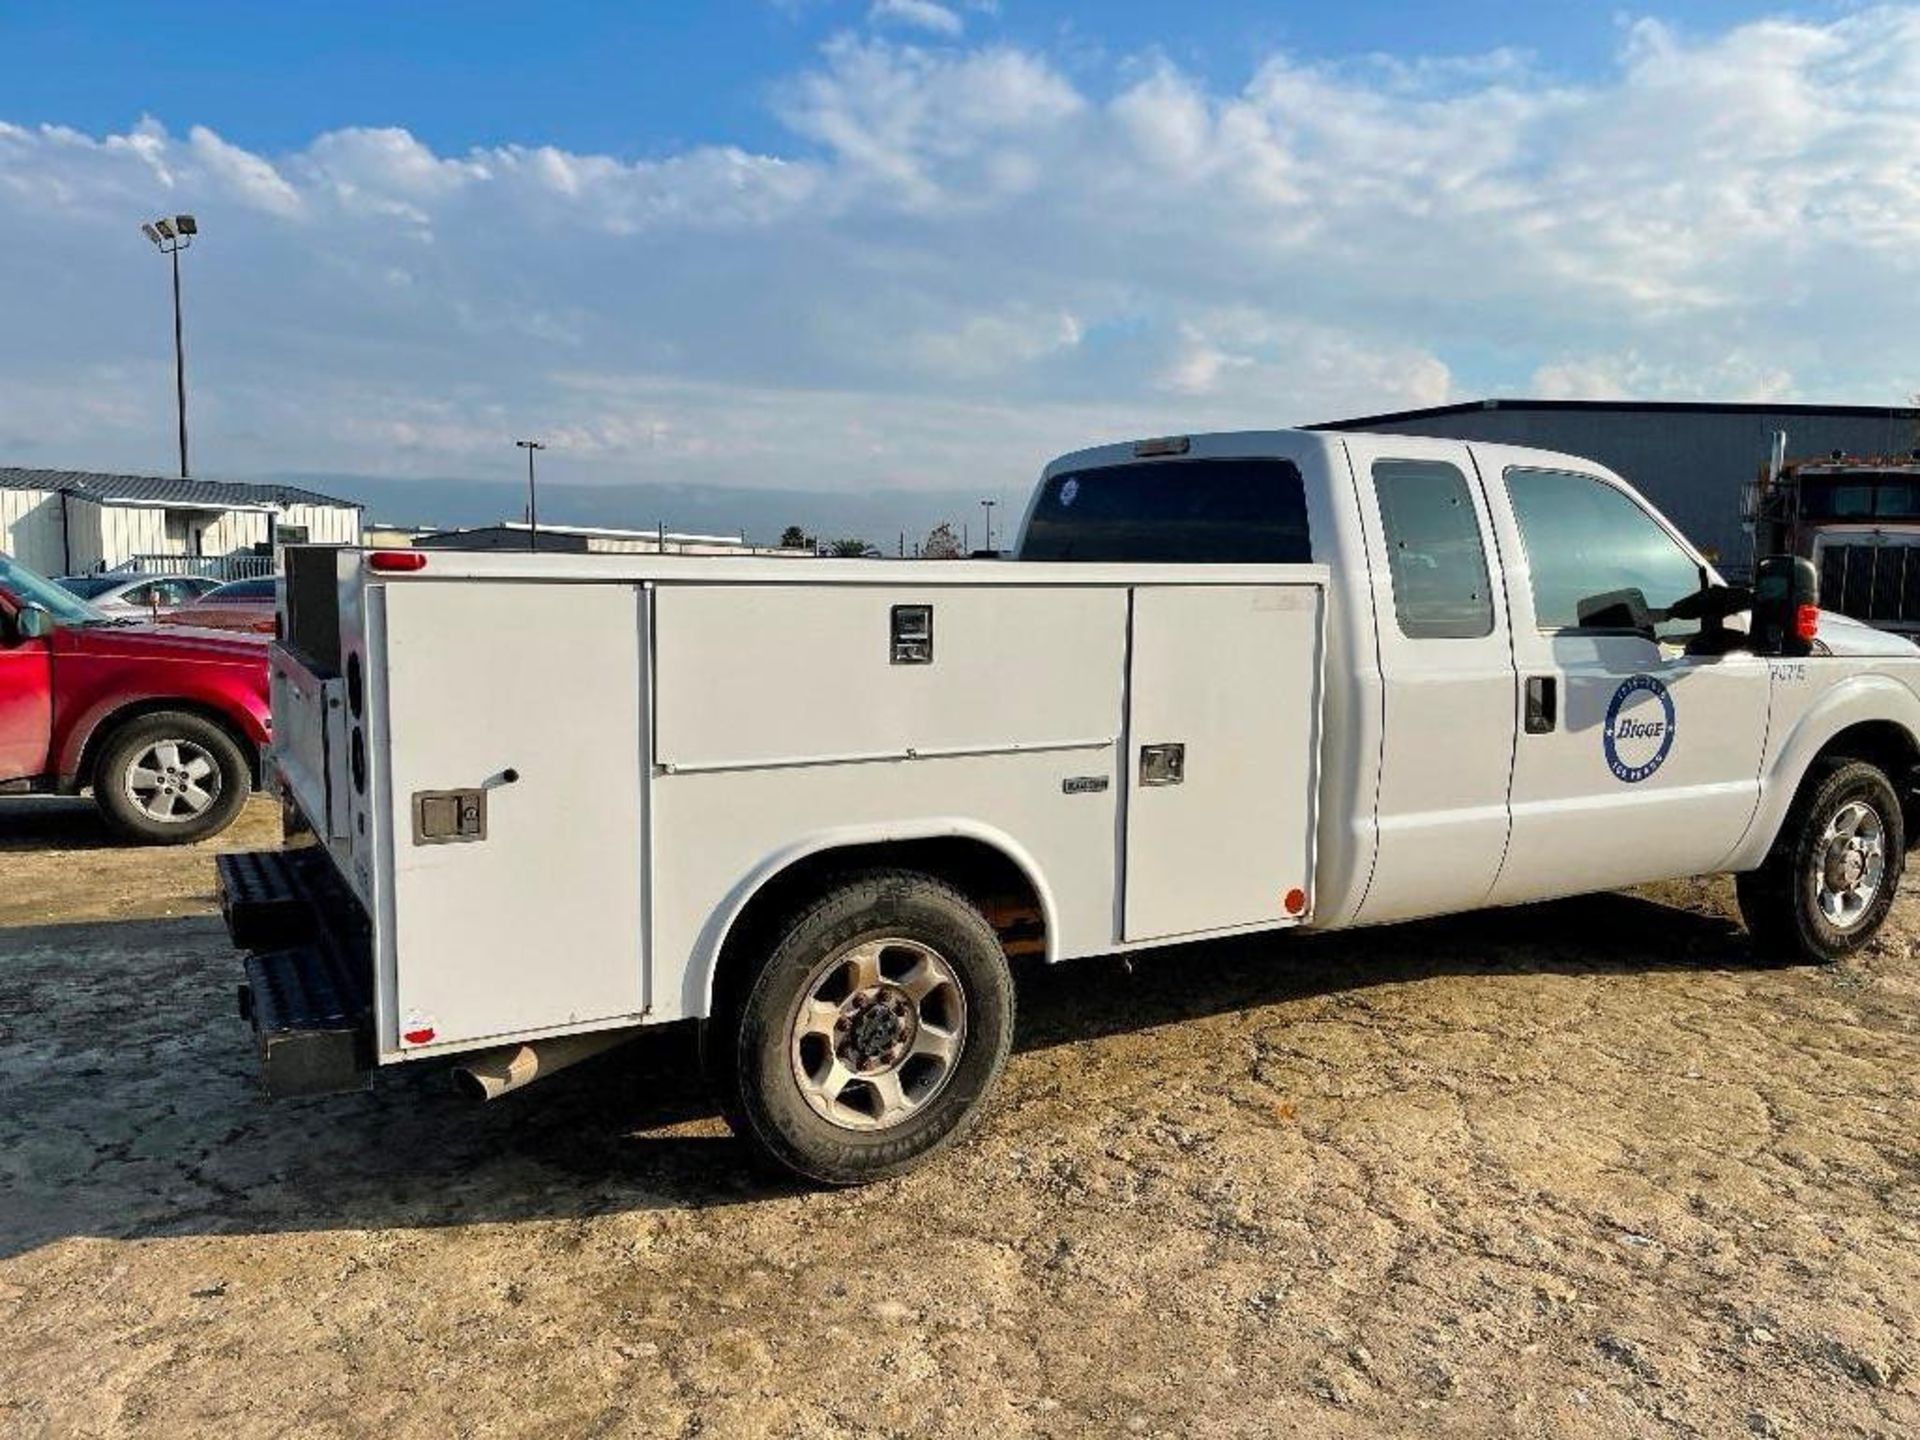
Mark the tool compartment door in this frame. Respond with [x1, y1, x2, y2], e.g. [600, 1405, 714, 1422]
[1124, 584, 1323, 942]
[380, 580, 647, 1049]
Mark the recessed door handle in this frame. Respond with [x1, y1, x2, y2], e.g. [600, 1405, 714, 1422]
[1524, 675, 1557, 734]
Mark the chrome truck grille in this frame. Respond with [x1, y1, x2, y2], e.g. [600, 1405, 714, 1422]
[1818, 542, 1920, 630]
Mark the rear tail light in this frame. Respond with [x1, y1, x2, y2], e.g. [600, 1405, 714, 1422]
[1795, 604, 1820, 642]
[369, 551, 427, 573]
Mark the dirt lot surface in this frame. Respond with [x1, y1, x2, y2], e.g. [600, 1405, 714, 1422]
[3, 796, 1919, 1438]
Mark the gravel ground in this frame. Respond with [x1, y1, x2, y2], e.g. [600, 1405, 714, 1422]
[2, 795, 1919, 1438]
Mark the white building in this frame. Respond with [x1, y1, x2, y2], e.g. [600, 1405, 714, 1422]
[0, 467, 362, 578]
[414, 520, 811, 557]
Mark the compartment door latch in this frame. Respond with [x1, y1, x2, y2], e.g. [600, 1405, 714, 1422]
[1139, 742, 1186, 787]
[412, 788, 487, 845]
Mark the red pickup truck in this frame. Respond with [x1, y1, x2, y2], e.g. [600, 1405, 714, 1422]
[0, 553, 270, 843]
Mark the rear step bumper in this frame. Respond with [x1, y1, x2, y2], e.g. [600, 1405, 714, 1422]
[218, 847, 328, 951]
[219, 848, 373, 1098]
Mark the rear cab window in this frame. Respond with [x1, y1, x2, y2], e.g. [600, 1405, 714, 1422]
[1371, 459, 1493, 639]
[1019, 458, 1311, 563]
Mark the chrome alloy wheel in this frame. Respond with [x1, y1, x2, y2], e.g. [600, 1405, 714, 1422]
[124, 738, 221, 823]
[1814, 798, 1887, 930]
[788, 937, 967, 1131]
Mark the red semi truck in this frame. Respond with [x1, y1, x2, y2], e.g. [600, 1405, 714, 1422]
[0, 553, 270, 843]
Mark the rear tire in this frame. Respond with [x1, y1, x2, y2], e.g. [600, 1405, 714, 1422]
[94, 710, 251, 845]
[1737, 759, 1904, 964]
[713, 870, 1014, 1185]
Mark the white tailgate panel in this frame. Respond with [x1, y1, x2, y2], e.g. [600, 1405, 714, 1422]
[1124, 584, 1322, 942]
[381, 581, 647, 1047]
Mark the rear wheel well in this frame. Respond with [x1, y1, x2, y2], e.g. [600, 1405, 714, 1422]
[708, 837, 1047, 1021]
[78, 701, 261, 793]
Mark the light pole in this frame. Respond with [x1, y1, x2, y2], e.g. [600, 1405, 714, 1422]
[515, 440, 546, 551]
[979, 497, 997, 554]
[140, 214, 198, 477]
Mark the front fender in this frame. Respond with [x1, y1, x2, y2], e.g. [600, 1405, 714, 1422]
[57, 680, 271, 785]
[680, 818, 1062, 1022]
[1725, 671, 1920, 872]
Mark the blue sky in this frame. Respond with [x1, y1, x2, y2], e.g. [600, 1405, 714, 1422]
[0, 1, 1915, 520]
[2, 1, 1783, 155]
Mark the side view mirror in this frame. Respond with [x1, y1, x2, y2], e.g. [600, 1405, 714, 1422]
[1751, 555, 1819, 656]
[7, 604, 53, 641]
[1577, 587, 1656, 638]
[1666, 582, 1753, 623]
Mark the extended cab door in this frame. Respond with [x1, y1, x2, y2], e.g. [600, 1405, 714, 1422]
[0, 596, 53, 783]
[1480, 452, 1770, 903]
[1343, 436, 1519, 925]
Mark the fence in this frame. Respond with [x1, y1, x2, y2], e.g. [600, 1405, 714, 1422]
[113, 553, 276, 582]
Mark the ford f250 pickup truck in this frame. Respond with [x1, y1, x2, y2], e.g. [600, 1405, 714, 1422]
[221, 429, 1920, 1183]
[0, 552, 269, 843]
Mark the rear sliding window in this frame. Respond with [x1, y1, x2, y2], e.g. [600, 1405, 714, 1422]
[1019, 458, 1311, 563]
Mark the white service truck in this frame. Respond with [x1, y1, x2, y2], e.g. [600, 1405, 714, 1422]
[224, 429, 1920, 1183]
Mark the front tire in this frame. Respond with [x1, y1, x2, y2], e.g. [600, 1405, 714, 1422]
[1737, 759, 1905, 963]
[715, 871, 1015, 1185]
[94, 710, 251, 845]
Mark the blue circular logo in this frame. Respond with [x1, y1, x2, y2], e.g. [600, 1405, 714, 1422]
[1058, 477, 1081, 508]
[1603, 674, 1675, 784]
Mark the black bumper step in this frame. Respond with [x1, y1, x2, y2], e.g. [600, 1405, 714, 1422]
[217, 846, 332, 951]
[223, 846, 376, 1099]
[243, 942, 373, 1098]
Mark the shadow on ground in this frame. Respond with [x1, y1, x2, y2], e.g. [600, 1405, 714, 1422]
[0, 797, 119, 852]
[0, 891, 1758, 1258]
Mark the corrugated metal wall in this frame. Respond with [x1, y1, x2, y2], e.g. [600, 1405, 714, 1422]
[280, 503, 362, 546]
[0, 489, 68, 573]
[201, 509, 271, 555]
[5, 490, 362, 571]
[1337, 408, 1920, 576]
[63, 497, 103, 571]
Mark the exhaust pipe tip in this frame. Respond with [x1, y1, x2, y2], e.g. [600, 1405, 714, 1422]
[449, 1029, 639, 1102]
[450, 1065, 494, 1102]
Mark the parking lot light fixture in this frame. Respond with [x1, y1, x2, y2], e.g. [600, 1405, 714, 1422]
[142, 213, 198, 477]
[515, 440, 547, 552]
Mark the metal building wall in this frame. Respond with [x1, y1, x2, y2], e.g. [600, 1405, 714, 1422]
[1324, 407, 1920, 575]
[280, 502, 363, 546]
[0, 489, 67, 573]
[61, 497, 104, 572]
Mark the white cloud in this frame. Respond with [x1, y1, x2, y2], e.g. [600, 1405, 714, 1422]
[868, 0, 964, 38]
[3, 11, 1920, 511]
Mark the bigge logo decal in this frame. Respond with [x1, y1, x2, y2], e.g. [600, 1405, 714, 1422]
[1603, 674, 1675, 784]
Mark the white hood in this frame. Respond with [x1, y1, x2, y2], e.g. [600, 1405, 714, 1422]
[1813, 609, 1920, 658]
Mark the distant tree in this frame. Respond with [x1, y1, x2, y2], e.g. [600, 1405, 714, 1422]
[827, 537, 872, 558]
[780, 525, 815, 550]
[922, 522, 962, 559]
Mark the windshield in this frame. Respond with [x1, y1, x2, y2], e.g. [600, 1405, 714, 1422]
[0, 554, 109, 626]
[1800, 474, 1920, 523]
[58, 575, 123, 598]
[205, 578, 276, 601]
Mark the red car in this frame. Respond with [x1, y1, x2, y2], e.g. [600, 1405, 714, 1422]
[160, 576, 278, 634]
[0, 553, 270, 843]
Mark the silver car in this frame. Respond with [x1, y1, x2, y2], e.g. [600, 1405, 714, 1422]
[55, 573, 221, 614]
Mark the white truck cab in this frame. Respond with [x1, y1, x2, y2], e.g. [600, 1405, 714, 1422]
[225, 429, 1920, 1183]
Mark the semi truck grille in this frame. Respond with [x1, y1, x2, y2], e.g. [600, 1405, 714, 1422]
[1818, 543, 1920, 629]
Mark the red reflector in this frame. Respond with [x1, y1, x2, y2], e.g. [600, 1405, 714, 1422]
[403, 1027, 436, 1046]
[1795, 603, 1820, 642]
[1284, 887, 1308, 916]
[369, 551, 428, 573]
